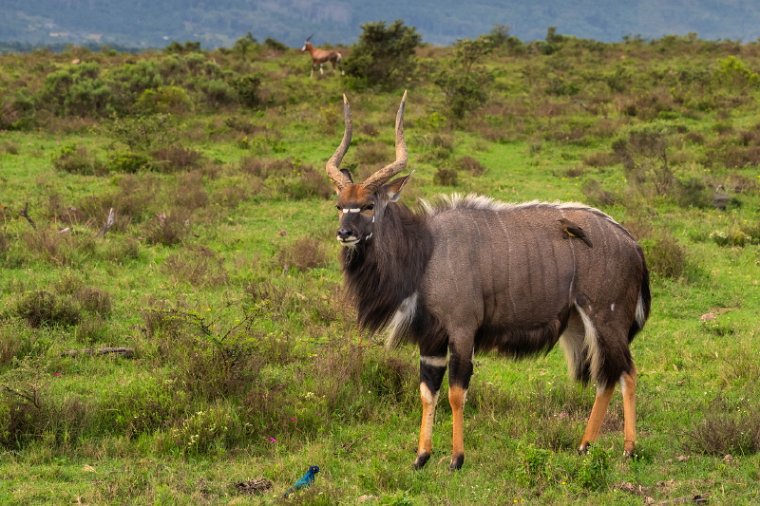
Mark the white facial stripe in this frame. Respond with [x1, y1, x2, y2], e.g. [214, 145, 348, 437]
[420, 355, 448, 368]
[341, 208, 361, 213]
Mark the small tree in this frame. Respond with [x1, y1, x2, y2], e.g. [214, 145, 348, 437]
[343, 20, 421, 90]
[435, 34, 495, 122]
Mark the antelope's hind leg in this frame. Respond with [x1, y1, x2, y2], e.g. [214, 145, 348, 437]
[414, 354, 447, 469]
[578, 383, 615, 453]
[447, 341, 474, 470]
[574, 304, 638, 455]
[621, 366, 637, 456]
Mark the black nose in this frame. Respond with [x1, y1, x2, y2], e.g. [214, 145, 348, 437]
[337, 228, 352, 240]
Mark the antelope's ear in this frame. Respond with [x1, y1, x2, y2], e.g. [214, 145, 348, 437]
[332, 169, 353, 194]
[340, 168, 354, 183]
[383, 174, 411, 202]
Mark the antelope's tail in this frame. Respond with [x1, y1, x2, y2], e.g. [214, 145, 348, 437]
[628, 263, 651, 343]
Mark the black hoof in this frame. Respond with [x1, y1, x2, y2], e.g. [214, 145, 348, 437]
[413, 453, 430, 470]
[449, 454, 464, 471]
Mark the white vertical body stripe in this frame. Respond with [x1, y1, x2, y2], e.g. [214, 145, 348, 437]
[574, 303, 601, 383]
[385, 292, 418, 349]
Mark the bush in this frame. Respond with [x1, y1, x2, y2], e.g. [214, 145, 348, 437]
[16, 291, 81, 328]
[343, 20, 421, 90]
[108, 60, 163, 114]
[144, 210, 191, 246]
[688, 397, 760, 455]
[233, 74, 264, 109]
[0, 92, 36, 130]
[435, 35, 496, 121]
[433, 167, 458, 186]
[52, 145, 106, 176]
[135, 86, 192, 115]
[41, 62, 112, 117]
[455, 156, 486, 175]
[150, 146, 203, 173]
[277, 237, 328, 271]
[641, 230, 687, 279]
[108, 150, 151, 173]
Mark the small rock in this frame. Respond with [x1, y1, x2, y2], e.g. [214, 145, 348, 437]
[234, 477, 273, 495]
[723, 454, 734, 465]
[700, 312, 716, 322]
[677, 455, 689, 462]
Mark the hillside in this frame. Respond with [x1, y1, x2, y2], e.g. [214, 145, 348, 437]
[2, 0, 760, 49]
[1, 33, 759, 504]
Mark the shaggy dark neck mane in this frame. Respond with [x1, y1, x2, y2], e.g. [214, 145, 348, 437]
[341, 202, 432, 333]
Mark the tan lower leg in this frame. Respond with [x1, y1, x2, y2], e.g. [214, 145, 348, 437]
[417, 383, 438, 455]
[449, 386, 467, 461]
[621, 368, 637, 455]
[579, 385, 615, 451]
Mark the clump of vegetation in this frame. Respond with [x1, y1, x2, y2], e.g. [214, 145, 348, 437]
[455, 155, 487, 175]
[433, 167, 458, 186]
[52, 144, 105, 175]
[276, 237, 328, 272]
[436, 34, 497, 121]
[688, 396, 760, 455]
[16, 291, 81, 328]
[640, 229, 687, 279]
[343, 20, 421, 90]
[143, 210, 191, 246]
[163, 246, 228, 286]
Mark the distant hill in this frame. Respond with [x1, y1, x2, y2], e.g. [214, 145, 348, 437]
[2, 0, 760, 50]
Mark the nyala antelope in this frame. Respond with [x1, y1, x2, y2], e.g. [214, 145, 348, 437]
[326, 92, 651, 470]
[301, 35, 344, 77]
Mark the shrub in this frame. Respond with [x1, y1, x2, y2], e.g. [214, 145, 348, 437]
[108, 150, 151, 173]
[107, 114, 179, 153]
[581, 179, 617, 207]
[52, 144, 105, 176]
[16, 291, 81, 328]
[151, 146, 203, 173]
[343, 20, 421, 90]
[41, 62, 113, 117]
[0, 92, 36, 130]
[200, 79, 237, 107]
[641, 230, 687, 279]
[276, 237, 328, 271]
[433, 167, 458, 186]
[435, 35, 496, 121]
[144, 210, 191, 246]
[163, 246, 228, 286]
[263, 37, 288, 52]
[108, 60, 163, 114]
[233, 74, 264, 109]
[169, 402, 244, 456]
[575, 445, 612, 490]
[135, 86, 192, 115]
[688, 397, 760, 455]
[455, 156, 486, 175]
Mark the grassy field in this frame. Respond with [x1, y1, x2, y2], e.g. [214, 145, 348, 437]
[1, 33, 759, 505]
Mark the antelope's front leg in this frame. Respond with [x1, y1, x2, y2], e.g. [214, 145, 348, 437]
[448, 345, 473, 470]
[413, 354, 447, 469]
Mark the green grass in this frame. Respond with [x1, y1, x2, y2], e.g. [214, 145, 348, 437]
[1, 35, 760, 505]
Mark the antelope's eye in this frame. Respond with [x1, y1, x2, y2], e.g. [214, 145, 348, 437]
[335, 205, 341, 210]
[364, 204, 374, 211]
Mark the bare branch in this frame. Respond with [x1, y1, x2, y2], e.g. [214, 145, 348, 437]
[20, 202, 37, 230]
[97, 207, 116, 237]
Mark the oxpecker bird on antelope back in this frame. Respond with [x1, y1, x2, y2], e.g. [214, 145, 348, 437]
[326, 91, 651, 470]
[301, 34, 344, 77]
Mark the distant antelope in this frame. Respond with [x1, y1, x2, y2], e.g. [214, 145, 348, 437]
[326, 92, 651, 470]
[301, 35, 343, 77]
